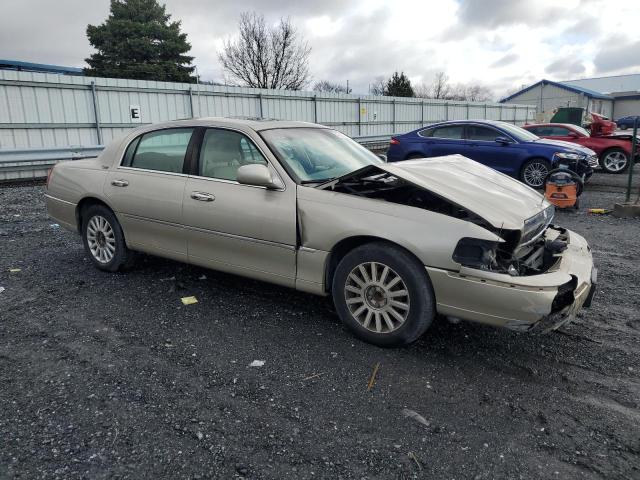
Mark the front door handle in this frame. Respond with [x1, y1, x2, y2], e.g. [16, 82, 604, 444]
[191, 191, 215, 202]
[111, 179, 129, 187]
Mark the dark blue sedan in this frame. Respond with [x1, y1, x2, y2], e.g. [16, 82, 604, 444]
[386, 120, 598, 188]
[616, 116, 640, 130]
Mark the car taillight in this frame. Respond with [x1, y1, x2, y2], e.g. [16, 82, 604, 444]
[390, 138, 400, 145]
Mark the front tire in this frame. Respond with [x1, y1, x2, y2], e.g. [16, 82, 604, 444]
[600, 148, 629, 174]
[520, 158, 551, 189]
[81, 204, 134, 272]
[332, 242, 435, 347]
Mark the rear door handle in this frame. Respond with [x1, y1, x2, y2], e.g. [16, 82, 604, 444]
[191, 191, 215, 202]
[111, 179, 129, 187]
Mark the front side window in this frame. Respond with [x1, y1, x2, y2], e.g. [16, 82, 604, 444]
[431, 125, 464, 139]
[125, 128, 194, 173]
[261, 128, 381, 183]
[466, 125, 501, 141]
[199, 129, 267, 181]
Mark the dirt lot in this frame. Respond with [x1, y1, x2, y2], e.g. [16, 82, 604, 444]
[1, 176, 639, 479]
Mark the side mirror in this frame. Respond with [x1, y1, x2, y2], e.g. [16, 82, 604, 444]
[236, 164, 280, 189]
[495, 136, 513, 145]
[377, 153, 388, 162]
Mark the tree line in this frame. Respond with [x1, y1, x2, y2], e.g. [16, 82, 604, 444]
[84, 0, 492, 101]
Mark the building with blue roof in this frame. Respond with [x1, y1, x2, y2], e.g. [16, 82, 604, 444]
[500, 75, 640, 121]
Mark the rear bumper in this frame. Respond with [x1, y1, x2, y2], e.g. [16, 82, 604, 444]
[427, 227, 595, 331]
[45, 194, 77, 232]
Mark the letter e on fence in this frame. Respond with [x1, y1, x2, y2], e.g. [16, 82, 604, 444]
[130, 105, 141, 123]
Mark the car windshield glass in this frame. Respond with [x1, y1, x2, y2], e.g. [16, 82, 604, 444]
[260, 128, 382, 183]
[497, 122, 539, 142]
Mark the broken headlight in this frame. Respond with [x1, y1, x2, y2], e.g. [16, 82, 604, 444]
[521, 205, 555, 246]
[452, 238, 499, 269]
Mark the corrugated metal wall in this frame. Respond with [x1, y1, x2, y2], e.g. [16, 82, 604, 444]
[0, 70, 536, 149]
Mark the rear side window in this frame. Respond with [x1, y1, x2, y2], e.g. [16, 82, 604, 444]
[546, 126, 571, 136]
[526, 127, 543, 136]
[466, 126, 501, 141]
[431, 125, 464, 139]
[198, 129, 267, 181]
[125, 128, 194, 173]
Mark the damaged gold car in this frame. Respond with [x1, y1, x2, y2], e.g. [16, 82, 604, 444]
[45, 119, 596, 346]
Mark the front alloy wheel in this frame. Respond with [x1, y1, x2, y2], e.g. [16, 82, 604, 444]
[332, 242, 435, 347]
[344, 262, 410, 334]
[601, 149, 628, 174]
[522, 160, 550, 188]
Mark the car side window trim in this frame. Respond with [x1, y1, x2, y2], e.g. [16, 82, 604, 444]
[420, 124, 466, 140]
[118, 127, 195, 175]
[464, 124, 511, 142]
[190, 126, 286, 191]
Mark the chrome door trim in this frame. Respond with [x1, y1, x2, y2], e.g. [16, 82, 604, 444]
[121, 213, 296, 251]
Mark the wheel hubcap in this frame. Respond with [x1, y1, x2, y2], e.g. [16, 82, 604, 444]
[87, 215, 116, 264]
[604, 152, 627, 172]
[523, 162, 548, 187]
[344, 262, 410, 334]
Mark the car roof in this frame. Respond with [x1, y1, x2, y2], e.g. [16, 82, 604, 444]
[523, 123, 577, 129]
[420, 120, 514, 129]
[133, 117, 329, 133]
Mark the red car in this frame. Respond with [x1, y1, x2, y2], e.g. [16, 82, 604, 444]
[524, 116, 638, 174]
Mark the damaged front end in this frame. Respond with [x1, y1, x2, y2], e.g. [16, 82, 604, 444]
[318, 165, 596, 332]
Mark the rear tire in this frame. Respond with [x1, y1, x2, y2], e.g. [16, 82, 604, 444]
[332, 242, 435, 347]
[81, 204, 135, 272]
[520, 158, 551, 189]
[600, 148, 629, 174]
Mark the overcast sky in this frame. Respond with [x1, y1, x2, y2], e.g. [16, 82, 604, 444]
[1, 0, 639, 98]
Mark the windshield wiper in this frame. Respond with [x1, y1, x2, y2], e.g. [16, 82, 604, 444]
[300, 177, 339, 185]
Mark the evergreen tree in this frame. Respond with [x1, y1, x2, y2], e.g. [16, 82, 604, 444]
[85, 0, 194, 82]
[385, 71, 414, 97]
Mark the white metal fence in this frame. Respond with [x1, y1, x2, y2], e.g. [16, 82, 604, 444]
[0, 70, 536, 150]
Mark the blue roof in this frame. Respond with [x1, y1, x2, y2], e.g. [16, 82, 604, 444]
[500, 79, 612, 102]
[0, 59, 83, 75]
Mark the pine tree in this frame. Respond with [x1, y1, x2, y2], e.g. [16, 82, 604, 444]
[85, 0, 194, 82]
[385, 72, 414, 97]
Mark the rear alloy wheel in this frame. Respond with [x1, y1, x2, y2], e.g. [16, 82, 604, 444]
[521, 159, 550, 188]
[332, 242, 435, 347]
[600, 148, 629, 174]
[82, 204, 134, 272]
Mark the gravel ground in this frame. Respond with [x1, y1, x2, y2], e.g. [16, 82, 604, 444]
[1, 178, 639, 480]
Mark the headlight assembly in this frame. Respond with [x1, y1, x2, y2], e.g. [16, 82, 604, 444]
[452, 238, 499, 269]
[553, 152, 586, 161]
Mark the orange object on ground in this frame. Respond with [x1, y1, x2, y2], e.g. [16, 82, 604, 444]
[544, 170, 580, 209]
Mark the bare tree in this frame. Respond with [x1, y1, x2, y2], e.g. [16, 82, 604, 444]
[369, 76, 386, 96]
[219, 12, 311, 90]
[465, 84, 493, 102]
[430, 72, 451, 99]
[313, 80, 352, 94]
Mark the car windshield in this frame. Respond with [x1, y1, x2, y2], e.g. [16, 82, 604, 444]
[496, 122, 540, 142]
[261, 128, 382, 183]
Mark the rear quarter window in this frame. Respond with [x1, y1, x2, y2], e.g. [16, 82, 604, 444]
[125, 128, 194, 173]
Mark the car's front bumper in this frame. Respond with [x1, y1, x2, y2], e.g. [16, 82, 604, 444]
[426, 227, 595, 332]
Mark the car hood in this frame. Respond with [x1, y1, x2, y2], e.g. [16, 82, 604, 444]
[378, 155, 549, 230]
[532, 138, 595, 155]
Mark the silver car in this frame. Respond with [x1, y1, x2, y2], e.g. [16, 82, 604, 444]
[45, 118, 596, 347]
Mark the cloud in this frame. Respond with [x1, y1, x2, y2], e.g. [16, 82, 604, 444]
[0, 0, 637, 98]
[545, 57, 586, 77]
[491, 53, 519, 68]
[593, 37, 640, 74]
[456, 0, 570, 28]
